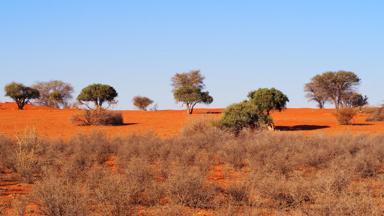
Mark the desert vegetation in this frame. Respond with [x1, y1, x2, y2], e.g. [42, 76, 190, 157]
[171, 70, 213, 114]
[1, 123, 384, 215]
[71, 83, 123, 126]
[4, 82, 40, 110]
[220, 88, 289, 133]
[132, 96, 154, 111]
[32, 80, 74, 108]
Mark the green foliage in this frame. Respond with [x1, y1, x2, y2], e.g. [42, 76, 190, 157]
[4, 82, 40, 110]
[132, 96, 154, 111]
[220, 101, 261, 134]
[77, 84, 118, 109]
[248, 88, 289, 115]
[220, 88, 288, 134]
[172, 70, 213, 114]
[32, 80, 74, 108]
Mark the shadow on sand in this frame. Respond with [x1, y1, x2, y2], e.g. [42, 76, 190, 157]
[276, 125, 330, 131]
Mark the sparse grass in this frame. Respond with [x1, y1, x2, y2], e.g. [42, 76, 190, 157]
[3, 123, 384, 215]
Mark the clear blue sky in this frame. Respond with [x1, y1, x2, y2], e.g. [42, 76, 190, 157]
[1, 0, 383, 109]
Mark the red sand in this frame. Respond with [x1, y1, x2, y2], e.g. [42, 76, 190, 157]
[0, 102, 383, 139]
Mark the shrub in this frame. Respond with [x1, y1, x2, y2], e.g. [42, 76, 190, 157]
[132, 96, 153, 111]
[71, 109, 124, 126]
[366, 106, 384, 121]
[33, 176, 90, 216]
[219, 101, 263, 134]
[334, 108, 357, 125]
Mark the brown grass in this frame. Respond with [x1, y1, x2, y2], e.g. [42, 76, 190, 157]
[1, 119, 384, 215]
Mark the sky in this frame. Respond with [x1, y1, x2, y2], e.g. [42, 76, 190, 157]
[1, 0, 383, 110]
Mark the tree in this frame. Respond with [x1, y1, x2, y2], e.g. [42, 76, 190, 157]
[304, 82, 327, 109]
[132, 96, 153, 111]
[344, 93, 368, 110]
[4, 82, 40, 110]
[32, 80, 74, 108]
[219, 101, 261, 134]
[171, 70, 213, 114]
[77, 84, 118, 109]
[306, 71, 360, 109]
[247, 88, 289, 115]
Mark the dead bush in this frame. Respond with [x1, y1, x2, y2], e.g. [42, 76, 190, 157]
[334, 108, 357, 125]
[33, 176, 90, 216]
[366, 106, 384, 121]
[71, 109, 124, 126]
[168, 168, 217, 209]
[14, 128, 45, 183]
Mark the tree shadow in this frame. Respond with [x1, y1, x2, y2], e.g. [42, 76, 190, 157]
[351, 123, 373, 126]
[276, 125, 330, 131]
[122, 123, 138, 126]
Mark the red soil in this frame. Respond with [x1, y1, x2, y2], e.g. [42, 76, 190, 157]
[0, 103, 383, 139]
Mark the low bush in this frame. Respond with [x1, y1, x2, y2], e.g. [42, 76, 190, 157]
[334, 108, 357, 125]
[71, 109, 124, 126]
[366, 106, 384, 121]
[3, 123, 384, 215]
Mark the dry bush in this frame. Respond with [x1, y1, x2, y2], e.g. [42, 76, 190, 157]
[14, 128, 46, 183]
[3, 123, 384, 214]
[167, 168, 217, 209]
[33, 176, 90, 216]
[366, 106, 384, 121]
[334, 108, 357, 125]
[71, 109, 123, 126]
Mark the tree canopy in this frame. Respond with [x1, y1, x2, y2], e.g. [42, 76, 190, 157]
[172, 70, 213, 114]
[248, 88, 289, 115]
[4, 82, 40, 110]
[77, 84, 118, 109]
[132, 96, 154, 111]
[32, 80, 74, 108]
[305, 71, 361, 109]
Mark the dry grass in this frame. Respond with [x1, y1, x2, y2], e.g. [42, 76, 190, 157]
[1, 122, 384, 215]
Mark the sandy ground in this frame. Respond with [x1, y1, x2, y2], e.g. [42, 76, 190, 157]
[0, 102, 383, 139]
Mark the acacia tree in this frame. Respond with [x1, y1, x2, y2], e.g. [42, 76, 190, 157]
[304, 82, 327, 109]
[77, 84, 118, 109]
[344, 93, 368, 110]
[220, 88, 289, 133]
[132, 96, 153, 111]
[305, 71, 361, 109]
[4, 82, 40, 110]
[248, 88, 289, 115]
[171, 70, 213, 114]
[32, 80, 74, 108]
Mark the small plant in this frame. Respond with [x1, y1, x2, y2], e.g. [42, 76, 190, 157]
[334, 108, 357, 125]
[132, 96, 153, 111]
[366, 106, 384, 122]
[71, 109, 124, 126]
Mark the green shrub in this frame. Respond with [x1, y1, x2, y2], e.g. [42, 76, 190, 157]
[219, 101, 263, 134]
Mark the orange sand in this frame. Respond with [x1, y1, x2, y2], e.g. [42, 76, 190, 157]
[0, 103, 383, 139]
